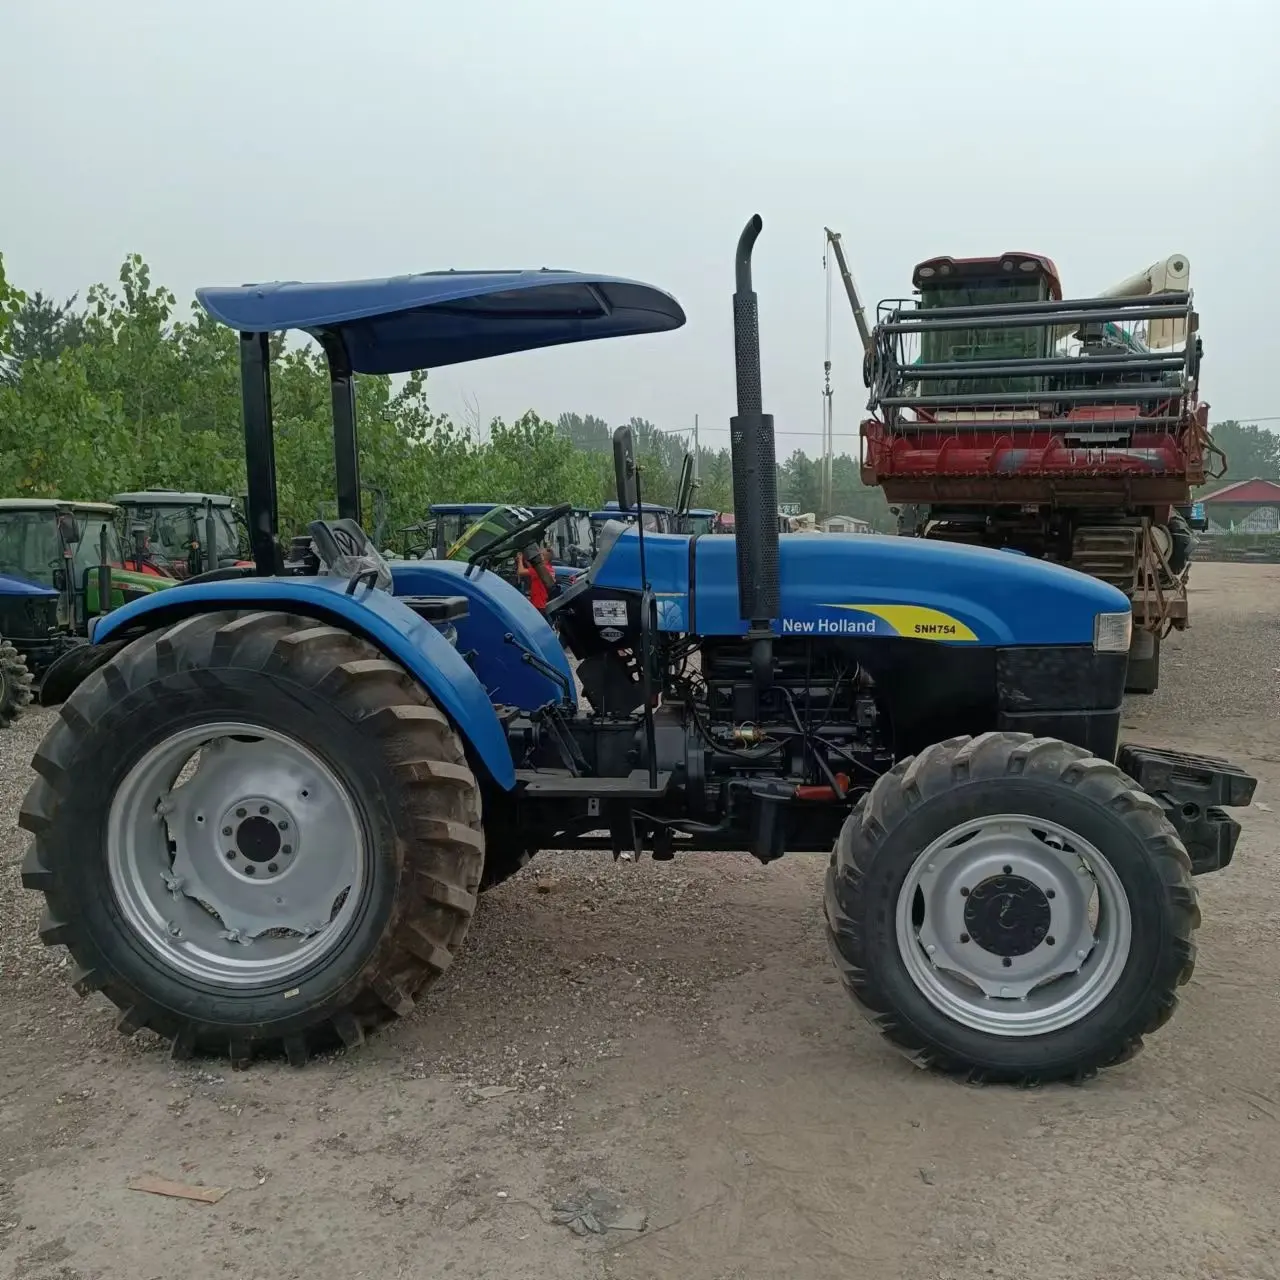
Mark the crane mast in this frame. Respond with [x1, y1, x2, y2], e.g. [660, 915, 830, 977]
[822, 228, 873, 355]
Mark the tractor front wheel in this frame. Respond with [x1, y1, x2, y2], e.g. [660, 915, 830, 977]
[824, 731, 1198, 1084]
[0, 638, 34, 728]
[20, 610, 485, 1064]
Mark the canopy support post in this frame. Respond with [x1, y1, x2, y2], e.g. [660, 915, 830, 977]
[239, 330, 280, 575]
[319, 332, 361, 526]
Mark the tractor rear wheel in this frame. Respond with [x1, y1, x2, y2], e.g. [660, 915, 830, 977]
[0, 638, 34, 728]
[824, 731, 1198, 1084]
[20, 610, 485, 1065]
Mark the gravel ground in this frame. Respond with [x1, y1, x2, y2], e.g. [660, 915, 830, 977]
[1, 560, 1278, 1280]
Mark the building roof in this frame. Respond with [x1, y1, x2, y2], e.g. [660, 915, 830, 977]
[1200, 478, 1280, 505]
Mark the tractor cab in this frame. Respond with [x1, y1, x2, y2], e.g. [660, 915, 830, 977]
[530, 505, 593, 569]
[681, 507, 719, 535]
[111, 490, 248, 579]
[589, 501, 673, 549]
[910, 253, 1061, 401]
[413, 503, 500, 560]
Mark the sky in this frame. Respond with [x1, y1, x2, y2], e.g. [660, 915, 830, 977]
[4, 0, 1278, 456]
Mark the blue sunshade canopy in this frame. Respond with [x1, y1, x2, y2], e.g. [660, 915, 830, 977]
[195, 270, 686, 375]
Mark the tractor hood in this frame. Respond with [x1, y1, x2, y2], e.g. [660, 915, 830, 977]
[0, 571, 59, 599]
[589, 530, 1130, 647]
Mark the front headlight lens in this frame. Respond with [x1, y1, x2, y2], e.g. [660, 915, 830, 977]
[1093, 611, 1132, 654]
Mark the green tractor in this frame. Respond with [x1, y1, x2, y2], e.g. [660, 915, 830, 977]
[0, 499, 174, 707]
[111, 490, 251, 580]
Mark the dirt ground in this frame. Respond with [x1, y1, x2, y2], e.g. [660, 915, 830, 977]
[2, 561, 1278, 1280]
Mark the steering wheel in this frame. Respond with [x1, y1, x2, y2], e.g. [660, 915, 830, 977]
[465, 503, 574, 578]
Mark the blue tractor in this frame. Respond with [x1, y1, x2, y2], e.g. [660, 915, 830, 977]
[20, 218, 1256, 1083]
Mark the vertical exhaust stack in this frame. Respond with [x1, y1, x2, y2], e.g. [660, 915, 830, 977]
[729, 215, 781, 691]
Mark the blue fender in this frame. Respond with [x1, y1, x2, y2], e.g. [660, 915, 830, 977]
[388, 559, 576, 711]
[89, 576, 516, 789]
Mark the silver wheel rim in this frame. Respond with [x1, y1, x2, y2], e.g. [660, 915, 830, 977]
[107, 720, 368, 987]
[894, 813, 1133, 1036]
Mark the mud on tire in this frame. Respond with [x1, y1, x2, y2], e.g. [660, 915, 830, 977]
[823, 731, 1199, 1084]
[20, 610, 485, 1065]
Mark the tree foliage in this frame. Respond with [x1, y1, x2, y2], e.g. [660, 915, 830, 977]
[0, 253, 896, 535]
[1203, 420, 1280, 488]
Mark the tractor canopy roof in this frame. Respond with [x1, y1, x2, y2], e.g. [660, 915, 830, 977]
[428, 502, 500, 516]
[0, 499, 118, 515]
[113, 490, 236, 507]
[195, 270, 687, 374]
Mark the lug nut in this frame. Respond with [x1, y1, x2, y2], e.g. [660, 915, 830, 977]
[259, 805, 269, 815]
[1045, 935, 1055, 946]
[244, 865, 256, 876]
[959, 933, 970, 944]
[960, 886, 970, 897]
[268, 862, 278, 873]
[1002, 865, 1012, 875]
[282, 845, 292, 855]
[1046, 888, 1056, 898]
[1001, 957, 1012, 968]
[236, 807, 246, 818]
[222, 826, 233, 837]
[225, 850, 237, 860]
[278, 820, 289, 830]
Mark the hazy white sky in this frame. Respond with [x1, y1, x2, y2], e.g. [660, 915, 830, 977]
[4, 0, 1278, 454]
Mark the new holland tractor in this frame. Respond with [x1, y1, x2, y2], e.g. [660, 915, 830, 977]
[20, 218, 1256, 1084]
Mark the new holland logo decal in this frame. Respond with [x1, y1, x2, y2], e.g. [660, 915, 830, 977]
[781, 604, 979, 643]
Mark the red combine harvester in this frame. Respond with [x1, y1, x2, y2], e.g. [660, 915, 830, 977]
[827, 231, 1222, 693]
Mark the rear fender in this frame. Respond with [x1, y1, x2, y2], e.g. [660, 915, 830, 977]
[388, 559, 576, 711]
[87, 576, 516, 789]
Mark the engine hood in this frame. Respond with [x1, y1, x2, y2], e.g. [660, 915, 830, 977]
[588, 530, 1130, 647]
[0, 572, 60, 599]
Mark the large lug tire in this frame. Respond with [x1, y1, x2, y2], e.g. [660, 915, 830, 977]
[20, 610, 485, 1065]
[824, 731, 1199, 1084]
[0, 638, 35, 728]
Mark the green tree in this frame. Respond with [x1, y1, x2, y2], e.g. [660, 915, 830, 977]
[0, 252, 25, 360]
[1203, 420, 1280, 487]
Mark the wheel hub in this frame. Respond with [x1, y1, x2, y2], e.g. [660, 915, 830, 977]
[219, 797, 297, 879]
[895, 814, 1133, 1036]
[106, 721, 367, 986]
[963, 874, 1051, 957]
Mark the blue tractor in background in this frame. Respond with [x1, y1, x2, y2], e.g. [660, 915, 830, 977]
[20, 218, 1256, 1083]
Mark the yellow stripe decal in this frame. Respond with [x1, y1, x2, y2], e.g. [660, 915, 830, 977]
[822, 603, 979, 643]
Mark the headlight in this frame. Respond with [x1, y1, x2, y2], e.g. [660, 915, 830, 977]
[1093, 611, 1132, 654]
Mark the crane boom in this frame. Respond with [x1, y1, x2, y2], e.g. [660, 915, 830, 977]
[823, 228, 873, 355]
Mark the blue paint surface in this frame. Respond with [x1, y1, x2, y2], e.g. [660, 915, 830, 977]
[590, 530, 1129, 645]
